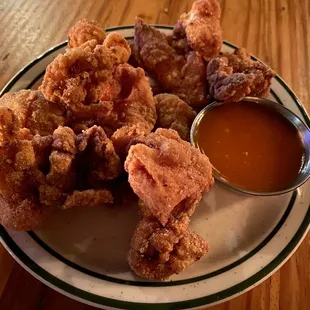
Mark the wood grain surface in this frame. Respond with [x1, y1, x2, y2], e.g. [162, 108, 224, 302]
[0, 0, 309, 309]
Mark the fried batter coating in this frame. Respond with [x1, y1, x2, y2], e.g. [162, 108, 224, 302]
[0, 90, 67, 136]
[134, 18, 208, 107]
[39, 126, 77, 206]
[0, 109, 54, 230]
[40, 33, 131, 110]
[107, 64, 156, 157]
[171, 21, 191, 56]
[126, 132, 211, 280]
[154, 94, 196, 141]
[128, 217, 208, 280]
[68, 19, 107, 48]
[0, 195, 53, 232]
[125, 128, 214, 225]
[174, 0, 222, 60]
[111, 124, 148, 159]
[63, 189, 113, 209]
[66, 63, 156, 156]
[110, 64, 156, 130]
[0, 118, 117, 229]
[40, 126, 118, 205]
[129, 43, 163, 95]
[128, 197, 208, 280]
[179, 51, 209, 106]
[207, 48, 275, 101]
[76, 126, 122, 185]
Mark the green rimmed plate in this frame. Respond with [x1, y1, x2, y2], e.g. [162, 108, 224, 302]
[0, 26, 309, 310]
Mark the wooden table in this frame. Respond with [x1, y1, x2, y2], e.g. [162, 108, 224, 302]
[0, 0, 309, 309]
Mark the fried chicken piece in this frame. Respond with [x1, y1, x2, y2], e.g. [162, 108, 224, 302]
[0, 152, 49, 230]
[128, 218, 208, 280]
[0, 90, 67, 136]
[63, 189, 113, 209]
[129, 43, 163, 95]
[76, 126, 122, 186]
[128, 198, 208, 280]
[110, 64, 156, 130]
[0, 117, 116, 229]
[40, 33, 131, 113]
[127, 139, 211, 280]
[39, 127, 77, 206]
[106, 64, 156, 157]
[134, 17, 183, 90]
[174, 0, 222, 60]
[66, 63, 156, 157]
[134, 18, 208, 107]
[40, 126, 117, 206]
[154, 94, 196, 141]
[125, 128, 214, 225]
[68, 19, 107, 48]
[0, 109, 54, 230]
[41, 50, 156, 152]
[179, 51, 209, 106]
[111, 124, 148, 159]
[207, 48, 275, 101]
[171, 21, 191, 55]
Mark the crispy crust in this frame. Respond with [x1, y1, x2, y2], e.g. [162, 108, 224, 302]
[154, 93, 196, 141]
[68, 19, 107, 48]
[207, 48, 275, 101]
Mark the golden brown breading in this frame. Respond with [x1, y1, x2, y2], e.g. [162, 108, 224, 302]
[154, 93, 196, 141]
[0, 195, 54, 231]
[129, 43, 163, 95]
[125, 128, 214, 225]
[134, 17, 182, 91]
[0, 120, 116, 230]
[40, 126, 118, 205]
[68, 19, 107, 48]
[111, 125, 148, 159]
[134, 17, 208, 107]
[76, 126, 122, 185]
[106, 64, 156, 157]
[0, 109, 54, 230]
[104, 33, 132, 65]
[0, 90, 67, 136]
[174, 0, 222, 60]
[65, 63, 156, 157]
[128, 198, 208, 280]
[110, 64, 157, 130]
[47, 61, 156, 144]
[207, 48, 275, 101]
[52, 126, 76, 153]
[178, 51, 209, 106]
[128, 220, 208, 280]
[171, 21, 191, 55]
[39, 127, 77, 206]
[63, 189, 113, 209]
[40, 34, 131, 109]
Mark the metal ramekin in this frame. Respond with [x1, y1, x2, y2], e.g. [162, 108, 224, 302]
[190, 97, 310, 196]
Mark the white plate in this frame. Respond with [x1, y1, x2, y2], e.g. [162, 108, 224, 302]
[0, 26, 309, 310]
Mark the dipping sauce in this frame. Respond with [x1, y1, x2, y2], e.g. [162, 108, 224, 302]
[193, 101, 305, 192]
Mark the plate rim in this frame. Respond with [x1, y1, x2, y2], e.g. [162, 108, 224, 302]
[25, 191, 296, 287]
[0, 25, 309, 309]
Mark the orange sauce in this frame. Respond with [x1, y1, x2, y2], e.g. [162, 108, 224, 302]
[194, 101, 305, 192]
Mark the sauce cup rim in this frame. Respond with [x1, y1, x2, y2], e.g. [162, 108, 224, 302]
[190, 96, 310, 196]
